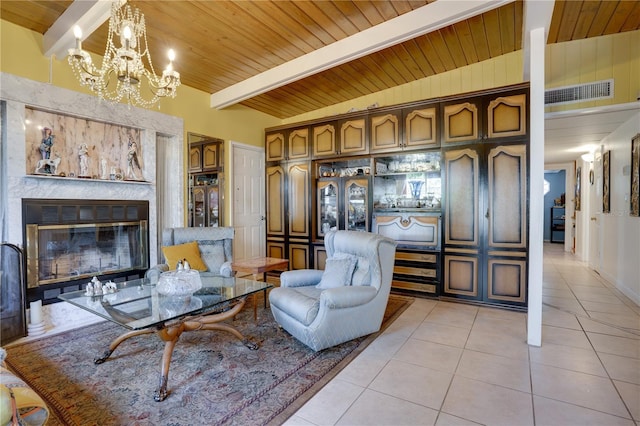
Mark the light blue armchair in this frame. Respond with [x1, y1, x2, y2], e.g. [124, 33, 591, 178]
[269, 230, 397, 351]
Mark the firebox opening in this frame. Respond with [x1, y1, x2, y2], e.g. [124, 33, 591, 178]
[22, 199, 149, 305]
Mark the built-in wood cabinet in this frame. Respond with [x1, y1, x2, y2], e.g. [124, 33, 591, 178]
[442, 89, 528, 145]
[443, 142, 528, 307]
[189, 138, 222, 172]
[313, 118, 368, 158]
[265, 83, 529, 308]
[265, 149, 312, 269]
[188, 134, 224, 227]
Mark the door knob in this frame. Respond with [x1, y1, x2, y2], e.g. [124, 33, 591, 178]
[590, 217, 597, 221]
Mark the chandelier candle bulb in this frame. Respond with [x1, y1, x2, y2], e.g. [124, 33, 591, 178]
[73, 25, 82, 50]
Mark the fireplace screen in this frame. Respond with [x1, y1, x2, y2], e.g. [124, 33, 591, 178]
[26, 221, 148, 288]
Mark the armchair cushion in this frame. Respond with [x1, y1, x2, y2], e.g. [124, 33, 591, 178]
[161, 241, 208, 271]
[198, 240, 226, 273]
[316, 256, 356, 289]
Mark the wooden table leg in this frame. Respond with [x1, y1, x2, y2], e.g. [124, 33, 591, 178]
[94, 328, 155, 364]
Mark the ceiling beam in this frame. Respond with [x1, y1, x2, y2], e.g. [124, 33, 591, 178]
[522, 0, 555, 81]
[43, 0, 114, 59]
[210, 0, 513, 110]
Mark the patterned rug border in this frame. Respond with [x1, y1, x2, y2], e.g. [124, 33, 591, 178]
[266, 293, 414, 425]
[5, 293, 414, 426]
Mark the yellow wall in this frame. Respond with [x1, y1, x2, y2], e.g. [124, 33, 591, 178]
[546, 31, 640, 112]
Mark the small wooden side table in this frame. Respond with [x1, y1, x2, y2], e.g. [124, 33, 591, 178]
[231, 257, 289, 316]
[232, 257, 289, 282]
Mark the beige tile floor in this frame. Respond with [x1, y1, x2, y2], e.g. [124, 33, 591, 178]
[283, 243, 640, 426]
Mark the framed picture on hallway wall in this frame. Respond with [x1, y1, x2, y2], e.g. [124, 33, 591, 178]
[603, 150, 610, 213]
[575, 166, 581, 211]
[631, 134, 640, 217]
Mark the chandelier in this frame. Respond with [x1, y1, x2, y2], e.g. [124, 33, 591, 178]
[68, 1, 180, 108]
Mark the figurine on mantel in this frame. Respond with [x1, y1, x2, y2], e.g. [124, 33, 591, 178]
[78, 143, 90, 177]
[126, 137, 141, 180]
[39, 127, 55, 172]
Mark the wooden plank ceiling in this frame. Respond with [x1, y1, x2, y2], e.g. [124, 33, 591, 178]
[1, 0, 639, 119]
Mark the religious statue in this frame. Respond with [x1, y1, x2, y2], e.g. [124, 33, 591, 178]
[78, 143, 90, 177]
[39, 127, 55, 173]
[126, 137, 141, 180]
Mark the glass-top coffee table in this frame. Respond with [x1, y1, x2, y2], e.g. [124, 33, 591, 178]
[59, 275, 272, 401]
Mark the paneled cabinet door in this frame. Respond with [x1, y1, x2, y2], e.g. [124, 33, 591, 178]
[486, 93, 527, 140]
[370, 112, 400, 152]
[287, 162, 310, 238]
[202, 142, 218, 170]
[344, 178, 369, 232]
[266, 165, 285, 236]
[339, 118, 368, 155]
[288, 128, 310, 160]
[312, 124, 337, 158]
[442, 99, 481, 144]
[404, 106, 438, 149]
[443, 147, 481, 300]
[189, 145, 202, 172]
[485, 143, 527, 305]
[266, 132, 286, 162]
[487, 144, 527, 249]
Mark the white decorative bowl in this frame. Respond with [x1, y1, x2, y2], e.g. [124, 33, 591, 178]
[156, 269, 203, 297]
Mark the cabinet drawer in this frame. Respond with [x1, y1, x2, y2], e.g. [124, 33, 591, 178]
[396, 252, 436, 263]
[392, 280, 436, 294]
[394, 265, 436, 278]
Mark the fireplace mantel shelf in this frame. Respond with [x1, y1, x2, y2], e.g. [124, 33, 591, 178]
[24, 175, 152, 185]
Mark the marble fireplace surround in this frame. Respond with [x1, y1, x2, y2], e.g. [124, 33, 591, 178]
[1, 72, 184, 338]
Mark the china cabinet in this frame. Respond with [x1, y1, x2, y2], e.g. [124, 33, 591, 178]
[371, 151, 442, 295]
[188, 134, 224, 227]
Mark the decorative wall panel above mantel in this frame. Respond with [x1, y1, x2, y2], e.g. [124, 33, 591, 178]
[25, 108, 144, 182]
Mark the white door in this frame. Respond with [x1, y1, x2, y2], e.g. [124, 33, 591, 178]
[588, 153, 601, 272]
[231, 142, 265, 261]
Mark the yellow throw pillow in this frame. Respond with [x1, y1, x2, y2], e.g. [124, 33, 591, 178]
[161, 241, 208, 271]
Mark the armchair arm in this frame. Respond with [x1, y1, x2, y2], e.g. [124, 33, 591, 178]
[280, 269, 323, 288]
[320, 285, 377, 309]
[145, 263, 169, 284]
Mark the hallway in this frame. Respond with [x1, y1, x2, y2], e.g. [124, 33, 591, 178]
[285, 243, 640, 425]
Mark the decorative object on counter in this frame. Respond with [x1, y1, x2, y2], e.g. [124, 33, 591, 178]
[34, 153, 61, 175]
[38, 127, 55, 173]
[100, 158, 108, 180]
[67, 1, 180, 108]
[28, 300, 46, 337]
[78, 143, 90, 177]
[84, 277, 117, 297]
[126, 138, 141, 180]
[156, 269, 203, 297]
[408, 180, 424, 200]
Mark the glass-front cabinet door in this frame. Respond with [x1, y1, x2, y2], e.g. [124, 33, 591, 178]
[345, 178, 368, 232]
[207, 185, 219, 227]
[192, 186, 206, 227]
[317, 180, 338, 237]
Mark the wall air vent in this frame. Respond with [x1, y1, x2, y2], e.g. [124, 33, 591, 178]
[545, 79, 613, 106]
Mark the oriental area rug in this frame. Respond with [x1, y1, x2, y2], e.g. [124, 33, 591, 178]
[5, 294, 412, 426]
